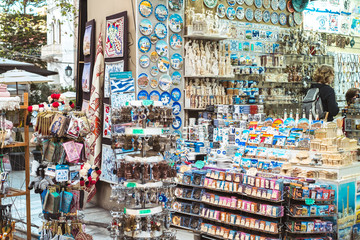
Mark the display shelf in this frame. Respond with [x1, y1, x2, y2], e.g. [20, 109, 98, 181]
[184, 34, 230, 41]
[1, 142, 27, 149]
[125, 127, 166, 136]
[285, 223, 333, 235]
[170, 224, 200, 234]
[0, 187, 26, 198]
[286, 213, 336, 218]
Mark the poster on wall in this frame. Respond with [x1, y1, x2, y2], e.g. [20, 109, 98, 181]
[105, 15, 125, 58]
[100, 144, 117, 184]
[104, 61, 124, 98]
[83, 25, 92, 56]
[82, 62, 91, 92]
[338, 179, 356, 240]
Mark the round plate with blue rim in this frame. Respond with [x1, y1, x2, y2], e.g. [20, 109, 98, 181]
[170, 33, 183, 50]
[172, 116, 182, 129]
[279, 12, 287, 25]
[149, 90, 161, 101]
[245, 0, 253, 6]
[271, 0, 279, 10]
[154, 22, 167, 39]
[170, 53, 183, 70]
[203, 0, 218, 8]
[254, 9, 262, 22]
[279, 0, 286, 10]
[169, 0, 183, 11]
[288, 13, 294, 27]
[139, 19, 153, 36]
[137, 90, 149, 100]
[217, 4, 226, 18]
[226, 7, 236, 20]
[169, 14, 183, 33]
[293, 11, 303, 25]
[138, 73, 149, 89]
[150, 66, 159, 76]
[227, 0, 236, 6]
[245, 8, 254, 21]
[292, 0, 309, 12]
[139, 55, 150, 68]
[155, 40, 168, 57]
[255, 0, 262, 8]
[160, 91, 171, 105]
[271, 12, 279, 24]
[172, 102, 181, 115]
[159, 74, 172, 91]
[150, 34, 158, 44]
[139, 0, 153, 18]
[236, 6, 245, 20]
[172, 71, 181, 86]
[237, 0, 245, 4]
[263, 10, 270, 23]
[150, 77, 158, 89]
[138, 36, 151, 53]
[157, 56, 170, 72]
[155, 4, 168, 22]
[171, 88, 181, 101]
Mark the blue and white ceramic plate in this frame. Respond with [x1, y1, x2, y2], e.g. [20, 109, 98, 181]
[154, 22, 167, 39]
[139, 55, 150, 68]
[150, 78, 158, 89]
[137, 90, 149, 100]
[271, 12, 279, 24]
[263, 10, 270, 22]
[139, 0, 153, 18]
[254, 9, 262, 22]
[263, 0, 270, 8]
[227, 0, 236, 6]
[169, 14, 183, 33]
[170, 34, 183, 50]
[237, 0, 245, 4]
[255, 0, 262, 8]
[245, 8, 254, 21]
[138, 73, 149, 89]
[292, 0, 309, 12]
[170, 53, 183, 70]
[150, 66, 159, 76]
[172, 71, 181, 86]
[169, 0, 183, 11]
[155, 4, 168, 21]
[139, 19, 153, 36]
[271, 0, 279, 10]
[149, 90, 161, 101]
[236, 6, 245, 20]
[172, 102, 181, 115]
[138, 36, 151, 53]
[159, 74, 172, 91]
[245, 0, 254, 6]
[226, 7, 236, 20]
[279, 13, 287, 25]
[294, 11, 303, 25]
[171, 88, 181, 101]
[172, 116, 182, 129]
[217, 4, 226, 18]
[160, 91, 171, 105]
[155, 40, 168, 57]
[158, 56, 170, 72]
[279, 0, 286, 10]
[203, 0, 218, 8]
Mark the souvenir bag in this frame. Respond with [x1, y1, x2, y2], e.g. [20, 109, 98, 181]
[302, 87, 325, 119]
[60, 191, 73, 213]
[43, 140, 56, 163]
[44, 191, 60, 213]
[78, 116, 91, 137]
[70, 190, 80, 213]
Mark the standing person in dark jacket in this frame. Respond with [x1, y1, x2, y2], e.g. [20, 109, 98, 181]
[310, 65, 339, 121]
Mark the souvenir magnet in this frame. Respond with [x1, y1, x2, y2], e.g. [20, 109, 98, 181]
[271, 0, 279, 10]
[254, 9, 262, 22]
[138, 36, 151, 53]
[150, 78, 158, 89]
[172, 71, 182, 86]
[226, 7, 236, 20]
[217, 4, 226, 18]
[150, 66, 159, 76]
[293, 11, 303, 25]
[270, 12, 279, 24]
[169, 14, 183, 33]
[169, 0, 183, 11]
[150, 34, 158, 44]
[171, 88, 181, 101]
[155, 4, 168, 21]
[204, 0, 218, 8]
[245, 8, 254, 21]
[138, 73, 150, 89]
[170, 34, 183, 50]
[236, 6, 245, 20]
[263, 0, 270, 8]
[156, 40, 169, 57]
[150, 51, 159, 63]
[279, 13, 287, 25]
[159, 74, 172, 91]
[237, 0, 245, 4]
[137, 90, 149, 100]
[154, 22, 167, 39]
[139, 19, 153, 36]
[245, 0, 254, 6]
[263, 10, 270, 23]
[255, 0, 262, 8]
[139, 55, 150, 68]
[139, 0, 153, 18]
[170, 53, 183, 70]
[228, 0, 236, 6]
[158, 56, 170, 72]
[279, 0, 286, 10]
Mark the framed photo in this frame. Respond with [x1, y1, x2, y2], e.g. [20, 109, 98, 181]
[104, 60, 124, 98]
[83, 24, 92, 56]
[82, 62, 91, 92]
[105, 12, 127, 59]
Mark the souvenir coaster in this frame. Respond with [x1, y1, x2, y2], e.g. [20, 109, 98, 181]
[217, 4, 226, 18]
[160, 91, 171, 105]
[271, 0, 279, 10]
[287, 13, 294, 26]
[172, 71, 181, 86]
[245, 0, 254, 6]
[172, 116, 182, 129]
[155, 4, 168, 22]
[154, 22, 167, 39]
[138, 73, 149, 89]
[138, 36, 151, 53]
[237, 0, 245, 4]
[171, 88, 182, 101]
[159, 74, 172, 91]
[254, 0, 262, 8]
[263, 0, 270, 8]
[149, 90, 161, 101]
[150, 51, 159, 62]
[139, 19, 153, 36]
[156, 40, 168, 57]
[172, 102, 181, 115]
[169, 0, 183, 11]
[137, 90, 149, 100]
[279, 12, 287, 25]
[292, 0, 309, 12]
[170, 53, 183, 70]
[236, 6, 245, 20]
[170, 34, 183, 50]
[204, 0, 218, 8]
[245, 8, 254, 21]
[150, 34, 158, 44]
[270, 12, 279, 24]
[279, 0, 286, 10]
[150, 66, 159, 76]
[228, 0, 236, 6]
[226, 7, 236, 20]
[293, 11, 302, 25]
[169, 14, 183, 33]
[139, 0, 153, 18]
[139, 55, 150, 68]
[150, 78, 158, 89]
[158, 57, 170, 72]
[263, 10, 270, 23]
[287, 0, 295, 12]
[254, 9, 262, 22]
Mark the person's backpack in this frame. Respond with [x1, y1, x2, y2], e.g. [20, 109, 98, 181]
[302, 87, 325, 119]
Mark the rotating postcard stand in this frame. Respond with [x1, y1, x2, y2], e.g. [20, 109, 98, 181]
[108, 100, 177, 239]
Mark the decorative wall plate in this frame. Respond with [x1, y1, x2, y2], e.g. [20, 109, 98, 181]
[263, 10, 270, 22]
[169, 0, 183, 11]
[270, 12, 279, 24]
[150, 51, 159, 62]
[254, 9, 262, 22]
[139, 19, 153, 36]
[158, 56, 170, 72]
[169, 14, 183, 33]
[171, 71, 181, 86]
[139, 55, 150, 68]
[150, 34, 158, 44]
[149, 90, 161, 101]
[170, 53, 183, 70]
[217, 4, 226, 18]
[150, 78, 158, 88]
[279, 13, 287, 25]
[138, 73, 149, 89]
[154, 22, 167, 39]
[150, 66, 159, 76]
[227, 0, 236, 6]
[226, 7, 236, 20]
[172, 116, 182, 129]
[138, 36, 151, 53]
[203, 0, 218, 8]
[137, 90, 149, 100]
[263, 0, 270, 8]
[279, 0, 286, 10]
[288, 13, 294, 26]
[292, 0, 309, 12]
[172, 102, 181, 115]
[271, 0, 279, 10]
[159, 74, 172, 91]
[293, 11, 303, 25]
[139, 0, 153, 18]
[155, 4, 168, 21]
[237, 0, 245, 4]
[245, 8, 254, 21]
[170, 34, 183, 50]
[287, 0, 295, 12]
[236, 6, 245, 20]
[160, 91, 171, 105]
[155, 40, 168, 57]
[245, 0, 254, 6]
[171, 88, 181, 101]
[255, 0, 262, 8]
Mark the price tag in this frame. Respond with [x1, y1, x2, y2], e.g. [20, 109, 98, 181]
[247, 167, 258, 176]
[139, 209, 151, 214]
[55, 165, 69, 182]
[195, 160, 205, 169]
[142, 100, 153, 106]
[126, 182, 137, 188]
[305, 198, 315, 205]
[133, 129, 144, 134]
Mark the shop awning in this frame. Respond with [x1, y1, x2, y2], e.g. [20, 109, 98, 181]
[0, 58, 58, 76]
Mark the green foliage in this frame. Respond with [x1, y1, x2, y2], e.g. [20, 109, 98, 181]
[1, 0, 46, 14]
[29, 83, 52, 106]
[55, 0, 78, 29]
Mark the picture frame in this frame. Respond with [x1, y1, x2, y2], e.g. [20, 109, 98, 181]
[105, 11, 128, 61]
[82, 62, 91, 92]
[104, 60, 124, 98]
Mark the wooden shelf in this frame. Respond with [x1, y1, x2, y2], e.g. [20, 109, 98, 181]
[2, 142, 27, 149]
[0, 187, 27, 198]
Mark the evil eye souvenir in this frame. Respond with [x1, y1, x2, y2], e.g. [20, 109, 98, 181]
[169, 14, 183, 33]
[139, 0, 153, 18]
[138, 73, 149, 89]
[139, 19, 153, 36]
[227, 0, 236, 6]
[271, 12, 279, 24]
[236, 6, 245, 20]
[139, 55, 150, 68]
[245, 0, 253, 6]
[287, 0, 295, 12]
[172, 116, 182, 129]
[263, 0, 270, 8]
[279, 0, 286, 10]
[170, 53, 183, 70]
[263, 10, 270, 22]
[160, 91, 171, 105]
[217, 4, 226, 18]
[292, 0, 309, 12]
[171, 88, 181, 101]
[138, 36, 151, 53]
[254, 9, 262, 22]
[255, 0, 262, 8]
[150, 51, 159, 62]
[149, 90, 161, 101]
[150, 66, 159, 76]
[150, 78, 158, 89]
[150, 34, 158, 44]
[237, 0, 245, 4]
[159, 74, 172, 91]
[155, 4, 168, 21]
[137, 90, 149, 100]
[279, 13, 287, 25]
[271, 0, 279, 10]
[170, 34, 183, 50]
[226, 7, 236, 20]
[245, 8, 254, 21]
[158, 56, 170, 72]
[154, 23, 167, 39]
[156, 40, 168, 57]
[293, 11, 303, 25]
[288, 13, 294, 27]
[172, 102, 181, 115]
[172, 71, 182, 86]
[203, 0, 218, 8]
[169, 0, 183, 11]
